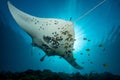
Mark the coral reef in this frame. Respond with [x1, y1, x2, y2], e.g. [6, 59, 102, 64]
[0, 69, 120, 80]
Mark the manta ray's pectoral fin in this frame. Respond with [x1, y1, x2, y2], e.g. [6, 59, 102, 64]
[62, 53, 83, 70]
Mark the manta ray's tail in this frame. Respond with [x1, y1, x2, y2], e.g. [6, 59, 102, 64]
[62, 53, 83, 70]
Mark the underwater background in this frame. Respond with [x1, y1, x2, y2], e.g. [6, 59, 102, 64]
[0, 0, 120, 77]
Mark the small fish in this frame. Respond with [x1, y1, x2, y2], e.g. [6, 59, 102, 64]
[68, 50, 72, 53]
[99, 44, 103, 48]
[88, 40, 91, 42]
[86, 48, 90, 51]
[68, 34, 72, 37]
[80, 53, 83, 55]
[64, 31, 69, 33]
[55, 36, 60, 41]
[90, 61, 93, 64]
[64, 46, 69, 49]
[88, 54, 90, 56]
[103, 64, 109, 67]
[83, 38, 87, 40]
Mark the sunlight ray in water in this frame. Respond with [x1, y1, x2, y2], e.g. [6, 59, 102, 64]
[74, 24, 86, 53]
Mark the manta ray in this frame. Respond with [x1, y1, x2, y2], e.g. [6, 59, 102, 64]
[7, 1, 83, 70]
[7, 0, 105, 70]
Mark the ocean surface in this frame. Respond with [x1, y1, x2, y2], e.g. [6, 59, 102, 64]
[0, 0, 120, 75]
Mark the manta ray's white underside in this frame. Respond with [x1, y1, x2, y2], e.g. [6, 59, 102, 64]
[7, 1, 83, 70]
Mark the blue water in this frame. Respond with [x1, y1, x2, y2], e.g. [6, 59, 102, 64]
[0, 0, 120, 75]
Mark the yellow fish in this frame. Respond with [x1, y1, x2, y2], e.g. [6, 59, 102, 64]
[88, 40, 91, 42]
[99, 44, 103, 48]
[86, 48, 90, 51]
[80, 53, 83, 55]
[83, 38, 87, 40]
[103, 64, 109, 67]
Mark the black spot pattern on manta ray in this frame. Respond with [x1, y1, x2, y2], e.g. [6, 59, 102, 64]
[43, 36, 60, 49]
[38, 25, 44, 30]
[43, 32, 63, 49]
[31, 17, 40, 25]
[54, 20, 58, 25]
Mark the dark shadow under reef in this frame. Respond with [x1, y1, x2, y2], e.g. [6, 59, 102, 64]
[0, 69, 120, 80]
